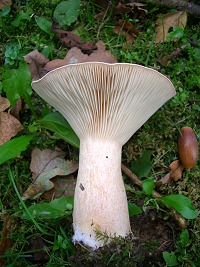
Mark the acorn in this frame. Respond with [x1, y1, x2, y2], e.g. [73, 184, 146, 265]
[178, 127, 199, 170]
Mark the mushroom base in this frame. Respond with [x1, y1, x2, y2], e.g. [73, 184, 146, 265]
[72, 138, 131, 249]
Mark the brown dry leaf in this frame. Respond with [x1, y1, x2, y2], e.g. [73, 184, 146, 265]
[10, 98, 22, 121]
[30, 148, 66, 179]
[23, 148, 78, 200]
[118, 2, 147, 17]
[52, 27, 97, 54]
[27, 41, 117, 78]
[114, 20, 139, 43]
[0, 0, 11, 9]
[157, 57, 171, 67]
[170, 160, 184, 182]
[24, 236, 50, 264]
[0, 112, 23, 145]
[0, 216, 12, 264]
[22, 182, 44, 201]
[44, 40, 117, 72]
[155, 172, 172, 186]
[24, 50, 49, 80]
[41, 174, 76, 200]
[0, 96, 10, 112]
[155, 160, 184, 186]
[155, 11, 187, 43]
[95, 2, 146, 20]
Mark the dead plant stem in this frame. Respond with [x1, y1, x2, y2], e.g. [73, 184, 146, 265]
[121, 163, 187, 228]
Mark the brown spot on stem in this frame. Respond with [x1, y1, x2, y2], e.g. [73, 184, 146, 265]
[79, 183, 85, 191]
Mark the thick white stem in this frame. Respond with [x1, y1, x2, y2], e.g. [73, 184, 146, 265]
[72, 138, 131, 249]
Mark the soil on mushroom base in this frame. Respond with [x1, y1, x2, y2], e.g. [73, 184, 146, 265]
[71, 209, 177, 267]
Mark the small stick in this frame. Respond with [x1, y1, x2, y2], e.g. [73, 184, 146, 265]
[121, 163, 187, 228]
[121, 164, 142, 187]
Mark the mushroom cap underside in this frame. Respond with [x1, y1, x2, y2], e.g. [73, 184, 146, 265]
[32, 62, 176, 144]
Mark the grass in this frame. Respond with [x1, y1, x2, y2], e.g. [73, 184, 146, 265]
[0, 0, 199, 266]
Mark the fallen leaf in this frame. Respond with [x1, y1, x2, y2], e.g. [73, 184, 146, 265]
[0, 112, 23, 145]
[155, 172, 172, 186]
[0, 216, 12, 264]
[24, 50, 49, 80]
[22, 182, 44, 201]
[26, 40, 117, 79]
[0, 0, 11, 9]
[33, 40, 117, 74]
[155, 11, 187, 43]
[114, 20, 139, 43]
[170, 159, 184, 182]
[30, 148, 66, 179]
[155, 160, 184, 186]
[157, 58, 171, 67]
[10, 98, 22, 121]
[23, 148, 78, 200]
[0, 96, 10, 112]
[60, 40, 117, 66]
[44, 59, 67, 71]
[41, 174, 76, 200]
[24, 236, 50, 263]
[52, 26, 97, 54]
[117, 2, 147, 17]
[95, 2, 146, 20]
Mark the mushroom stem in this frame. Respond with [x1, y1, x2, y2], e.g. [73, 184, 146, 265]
[73, 138, 131, 248]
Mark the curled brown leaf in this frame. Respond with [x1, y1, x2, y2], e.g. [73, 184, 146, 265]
[41, 174, 76, 200]
[52, 27, 97, 54]
[10, 98, 23, 121]
[23, 148, 78, 200]
[170, 160, 184, 182]
[0, 216, 12, 264]
[114, 20, 139, 43]
[24, 50, 49, 80]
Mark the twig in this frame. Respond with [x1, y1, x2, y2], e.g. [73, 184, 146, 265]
[121, 163, 187, 228]
[121, 164, 142, 186]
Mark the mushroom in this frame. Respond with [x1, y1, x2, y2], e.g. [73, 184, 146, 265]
[31, 62, 175, 249]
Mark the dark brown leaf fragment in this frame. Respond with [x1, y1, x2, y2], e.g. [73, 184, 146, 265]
[24, 50, 49, 80]
[10, 98, 23, 121]
[41, 174, 76, 200]
[114, 19, 139, 43]
[52, 27, 97, 54]
[0, 216, 12, 264]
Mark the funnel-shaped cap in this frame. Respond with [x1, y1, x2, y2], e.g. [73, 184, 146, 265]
[32, 62, 175, 145]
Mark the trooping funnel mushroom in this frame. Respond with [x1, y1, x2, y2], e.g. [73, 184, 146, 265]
[31, 62, 175, 249]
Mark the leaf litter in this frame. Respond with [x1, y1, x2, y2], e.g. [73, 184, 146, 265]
[155, 11, 187, 43]
[114, 19, 140, 43]
[0, 216, 12, 264]
[94, 1, 147, 20]
[25, 40, 117, 80]
[0, 96, 23, 145]
[22, 148, 78, 200]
